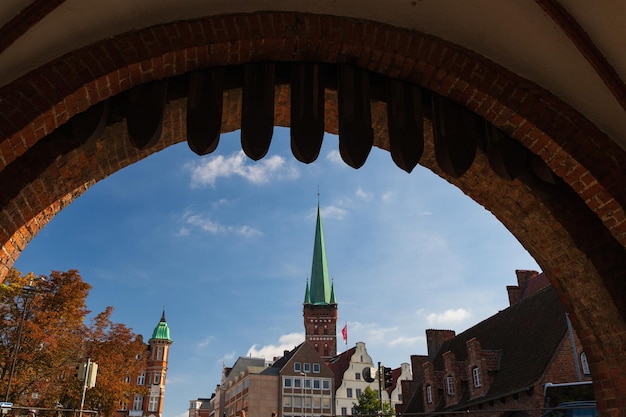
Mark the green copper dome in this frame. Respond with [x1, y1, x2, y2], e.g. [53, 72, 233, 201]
[151, 310, 173, 342]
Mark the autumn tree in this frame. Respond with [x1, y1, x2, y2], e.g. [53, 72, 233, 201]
[0, 269, 147, 417]
[352, 386, 395, 417]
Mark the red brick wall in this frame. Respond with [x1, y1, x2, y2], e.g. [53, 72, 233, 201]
[1, 12, 626, 416]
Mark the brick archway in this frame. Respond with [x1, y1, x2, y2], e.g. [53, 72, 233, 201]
[1, 12, 625, 415]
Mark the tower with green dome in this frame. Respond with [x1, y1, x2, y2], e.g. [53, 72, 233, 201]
[303, 203, 338, 360]
[145, 310, 173, 417]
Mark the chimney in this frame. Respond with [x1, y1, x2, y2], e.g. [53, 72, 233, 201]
[507, 270, 539, 306]
[425, 329, 455, 358]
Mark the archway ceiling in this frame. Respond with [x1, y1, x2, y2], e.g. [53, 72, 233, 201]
[0, 1, 624, 149]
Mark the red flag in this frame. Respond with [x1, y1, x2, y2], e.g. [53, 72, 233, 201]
[341, 324, 348, 344]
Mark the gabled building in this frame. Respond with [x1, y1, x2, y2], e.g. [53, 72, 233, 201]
[218, 356, 275, 417]
[303, 203, 338, 360]
[328, 342, 378, 416]
[262, 341, 335, 417]
[398, 270, 591, 417]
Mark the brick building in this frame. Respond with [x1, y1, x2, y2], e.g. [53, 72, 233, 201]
[398, 271, 591, 417]
[115, 311, 173, 417]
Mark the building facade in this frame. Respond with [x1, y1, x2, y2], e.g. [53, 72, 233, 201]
[399, 271, 591, 417]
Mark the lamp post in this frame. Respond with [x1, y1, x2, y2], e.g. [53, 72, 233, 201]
[4, 277, 42, 402]
[300, 372, 309, 417]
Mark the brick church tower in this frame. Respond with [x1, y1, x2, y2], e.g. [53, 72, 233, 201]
[303, 203, 338, 360]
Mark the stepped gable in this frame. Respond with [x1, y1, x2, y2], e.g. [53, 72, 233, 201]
[432, 286, 568, 403]
[326, 346, 357, 393]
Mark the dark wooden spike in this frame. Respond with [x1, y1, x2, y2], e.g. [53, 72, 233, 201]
[338, 64, 373, 169]
[126, 80, 168, 150]
[530, 153, 558, 184]
[290, 63, 325, 164]
[431, 95, 477, 177]
[71, 100, 110, 144]
[187, 68, 225, 156]
[486, 124, 528, 181]
[241, 62, 275, 161]
[387, 79, 424, 173]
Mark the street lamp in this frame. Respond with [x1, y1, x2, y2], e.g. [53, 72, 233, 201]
[300, 372, 310, 417]
[4, 277, 44, 403]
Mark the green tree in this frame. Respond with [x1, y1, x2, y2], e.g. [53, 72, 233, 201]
[0, 269, 147, 417]
[353, 386, 395, 417]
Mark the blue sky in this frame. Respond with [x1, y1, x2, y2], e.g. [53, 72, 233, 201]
[14, 127, 539, 417]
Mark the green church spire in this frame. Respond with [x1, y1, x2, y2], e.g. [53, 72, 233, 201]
[303, 278, 311, 304]
[308, 203, 333, 305]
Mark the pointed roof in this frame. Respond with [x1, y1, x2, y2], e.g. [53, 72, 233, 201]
[303, 278, 311, 304]
[307, 203, 334, 305]
[150, 310, 173, 342]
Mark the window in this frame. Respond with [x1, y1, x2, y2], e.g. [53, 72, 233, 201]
[304, 363, 311, 372]
[154, 373, 160, 385]
[426, 385, 433, 404]
[355, 372, 361, 380]
[446, 376, 455, 396]
[293, 396, 302, 407]
[347, 388, 353, 398]
[581, 352, 591, 375]
[322, 379, 330, 390]
[294, 362, 302, 372]
[322, 398, 330, 410]
[124, 376, 130, 383]
[148, 395, 159, 412]
[313, 363, 320, 373]
[156, 346, 163, 360]
[398, 394, 402, 402]
[284, 377, 292, 388]
[133, 395, 143, 411]
[313, 379, 320, 389]
[324, 325, 328, 335]
[137, 372, 145, 385]
[324, 344, 329, 357]
[472, 366, 481, 388]
[304, 378, 311, 389]
[283, 396, 292, 407]
[314, 325, 319, 334]
[341, 407, 347, 415]
[356, 389, 362, 397]
[294, 378, 302, 388]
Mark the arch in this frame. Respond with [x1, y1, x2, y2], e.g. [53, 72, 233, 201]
[0, 12, 625, 414]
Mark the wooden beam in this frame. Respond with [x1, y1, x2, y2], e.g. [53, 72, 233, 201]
[486, 124, 528, 181]
[187, 68, 225, 155]
[241, 62, 275, 161]
[126, 80, 168, 150]
[71, 100, 109, 144]
[290, 63, 325, 164]
[338, 64, 373, 169]
[431, 95, 477, 177]
[387, 79, 424, 173]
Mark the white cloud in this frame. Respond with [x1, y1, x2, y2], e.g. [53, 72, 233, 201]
[355, 186, 373, 201]
[388, 335, 424, 347]
[186, 151, 299, 188]
[197, 336, 215, 349]
[326, 149, 343, 165]
[246, 333, 305, 360]
[216, 351, 236, 364]
[424, 308, 472, 326]
[177, 210, 262, 237]
[321, 205, 348, 220]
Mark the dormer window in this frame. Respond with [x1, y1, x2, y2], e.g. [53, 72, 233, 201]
[472, 366, 481, 388]
[445, 376, 455, 396]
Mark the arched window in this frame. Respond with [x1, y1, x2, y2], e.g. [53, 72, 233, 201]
[324, 325, 328, 335]
[324, 344, 329, 357]
[314, 324, 319, 335]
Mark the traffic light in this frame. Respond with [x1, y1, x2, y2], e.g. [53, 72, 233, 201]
[383, 367, 393, 389]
